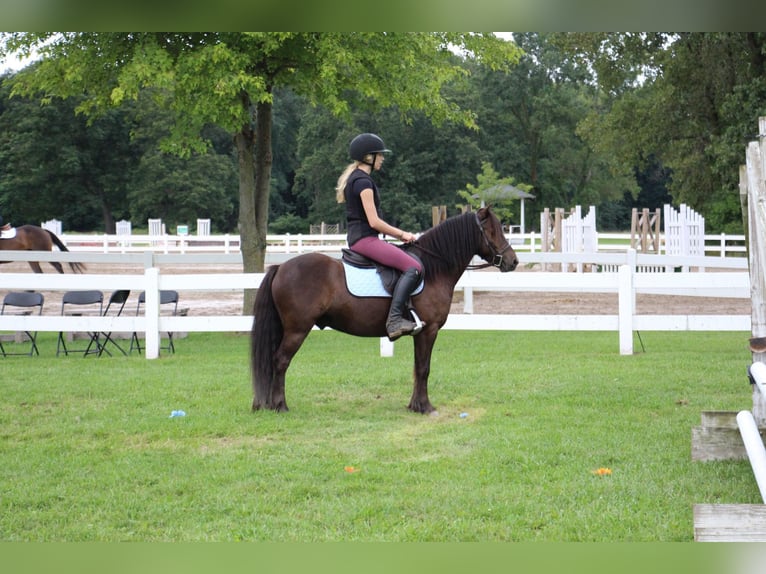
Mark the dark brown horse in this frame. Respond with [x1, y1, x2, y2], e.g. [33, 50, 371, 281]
[0, 225, 86, 273]
[251, 206, 518, 414]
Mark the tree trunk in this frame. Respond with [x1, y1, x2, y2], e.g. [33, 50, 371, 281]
[101, 197, 116, 234]
[237, 98, 273, 315]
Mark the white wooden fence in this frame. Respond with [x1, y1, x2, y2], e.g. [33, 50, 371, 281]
[0, 249, 750, 359]
[41, 229, 748, 258]
[561, 205, 597, 272]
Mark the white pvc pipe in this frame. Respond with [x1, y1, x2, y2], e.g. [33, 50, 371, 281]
[736, 410, 766, 504]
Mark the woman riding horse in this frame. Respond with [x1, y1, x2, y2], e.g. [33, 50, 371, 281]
[336, 133, 423, 341]
[251, 205, 518, 414]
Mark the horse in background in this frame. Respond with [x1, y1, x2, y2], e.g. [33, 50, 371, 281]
[0, 225, 86, 273]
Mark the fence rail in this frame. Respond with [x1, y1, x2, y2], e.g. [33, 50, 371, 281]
[0, 249, 751, 359]
[49, 230, 749, 258]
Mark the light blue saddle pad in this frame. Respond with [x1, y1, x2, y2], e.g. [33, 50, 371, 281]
[343, 262, 425, 298]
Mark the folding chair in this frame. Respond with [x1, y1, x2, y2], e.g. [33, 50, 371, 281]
[56, 290, 104, 357]
[1, 292, 44, 357]
[98, 289, 131, 357]
[130, 290, 179, 355]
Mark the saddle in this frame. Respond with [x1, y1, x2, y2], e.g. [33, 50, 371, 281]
[341, 248, 424, 295]
[0, 224, 16, 240]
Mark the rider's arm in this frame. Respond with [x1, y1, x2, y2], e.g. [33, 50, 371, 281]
[360, 188, 415, 243]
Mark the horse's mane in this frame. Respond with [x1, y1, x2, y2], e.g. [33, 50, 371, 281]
[410, 212, 479, 281]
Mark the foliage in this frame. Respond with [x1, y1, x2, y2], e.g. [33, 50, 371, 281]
[0, 330, 757, 541]
[470, 33, 639, 224]
[456, 161, 529, 224]
[0, 73, 239, 232]
[3, 33, 762, 236]
[0, 76, 137, 231]
[555, 32, 766, 233]
[268, 213, 308, 235]
[0, 32, 522, 291]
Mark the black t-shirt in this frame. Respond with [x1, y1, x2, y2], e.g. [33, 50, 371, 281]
[345, 169, 382, 246]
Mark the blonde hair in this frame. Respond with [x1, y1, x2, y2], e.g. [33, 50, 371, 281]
[336, 160, 364, 203]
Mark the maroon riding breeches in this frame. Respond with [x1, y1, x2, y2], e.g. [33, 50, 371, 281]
[350, 236, 423, 273]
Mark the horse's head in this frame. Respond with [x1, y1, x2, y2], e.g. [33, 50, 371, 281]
[475, 207, 519, 272]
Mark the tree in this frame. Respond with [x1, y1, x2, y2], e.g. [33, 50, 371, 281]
[0, 73, 137, 231]
[469, 33, 638, 229]
[554, 32, 766, 233]
[2, 32, 520, 310]
[456, 161, 531, 225]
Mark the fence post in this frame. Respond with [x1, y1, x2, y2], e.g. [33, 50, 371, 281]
[463, 270, 474, 314]
[144, 267, 160, 359]
[618, 256, 635, 355]
[746, 117, 766, 425]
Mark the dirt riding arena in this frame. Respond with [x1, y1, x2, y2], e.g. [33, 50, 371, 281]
[1, 259, 750, 318]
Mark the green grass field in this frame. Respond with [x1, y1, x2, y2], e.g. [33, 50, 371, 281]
[0, 329, 760, 542]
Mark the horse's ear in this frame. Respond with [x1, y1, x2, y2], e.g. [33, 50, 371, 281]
[477, 205, 493, 219]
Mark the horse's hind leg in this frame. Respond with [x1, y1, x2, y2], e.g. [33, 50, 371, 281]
[50, 262, 65, 273]
[28, 262, 43, 273]
[270, 328, 312, 412]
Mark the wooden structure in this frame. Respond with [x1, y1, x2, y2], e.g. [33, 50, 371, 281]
[692, 116, 766, 541]
[432, 205, 447, 227]
[630, 208, 661, 254]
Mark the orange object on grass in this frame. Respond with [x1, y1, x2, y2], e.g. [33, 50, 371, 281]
[592, 467, 612, 476]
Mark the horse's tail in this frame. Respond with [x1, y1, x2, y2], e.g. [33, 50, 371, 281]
[45, 229, 87, 273]
[251, 265, 283, 410]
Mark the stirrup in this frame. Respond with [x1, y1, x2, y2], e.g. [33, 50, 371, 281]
[409, 309, 425, 336]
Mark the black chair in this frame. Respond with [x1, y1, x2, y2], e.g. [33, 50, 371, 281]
[130, 290, 179, 355]
[1, 292, 45, 357]
[98, 289, 131, 357]
[56, 290, 104, 357]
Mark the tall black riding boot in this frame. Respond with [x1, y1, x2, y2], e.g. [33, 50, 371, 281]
[386, 267, 421, 341]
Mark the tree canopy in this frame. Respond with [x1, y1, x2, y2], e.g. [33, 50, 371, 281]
[1, 33, 521, 286]
[2, 32, 764, 251]
[554, 32, 766, 232]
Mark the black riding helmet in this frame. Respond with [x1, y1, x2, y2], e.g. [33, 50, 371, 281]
[349, 133, 391, 166]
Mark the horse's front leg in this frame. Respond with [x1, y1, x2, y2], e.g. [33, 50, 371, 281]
[408, 328, 439, 414]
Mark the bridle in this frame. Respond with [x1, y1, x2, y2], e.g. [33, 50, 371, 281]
[467, 212, 514, 270]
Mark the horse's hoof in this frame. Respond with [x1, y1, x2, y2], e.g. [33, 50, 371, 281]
[408, 401, 436, 415]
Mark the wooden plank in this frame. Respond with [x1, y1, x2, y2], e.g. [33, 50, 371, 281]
[692, 425, 748, 461]
[691, 411, 766, 461]
[746, 123, 766, 425]
[700, 411, 740, 429]
[694, 504, 766, 541]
